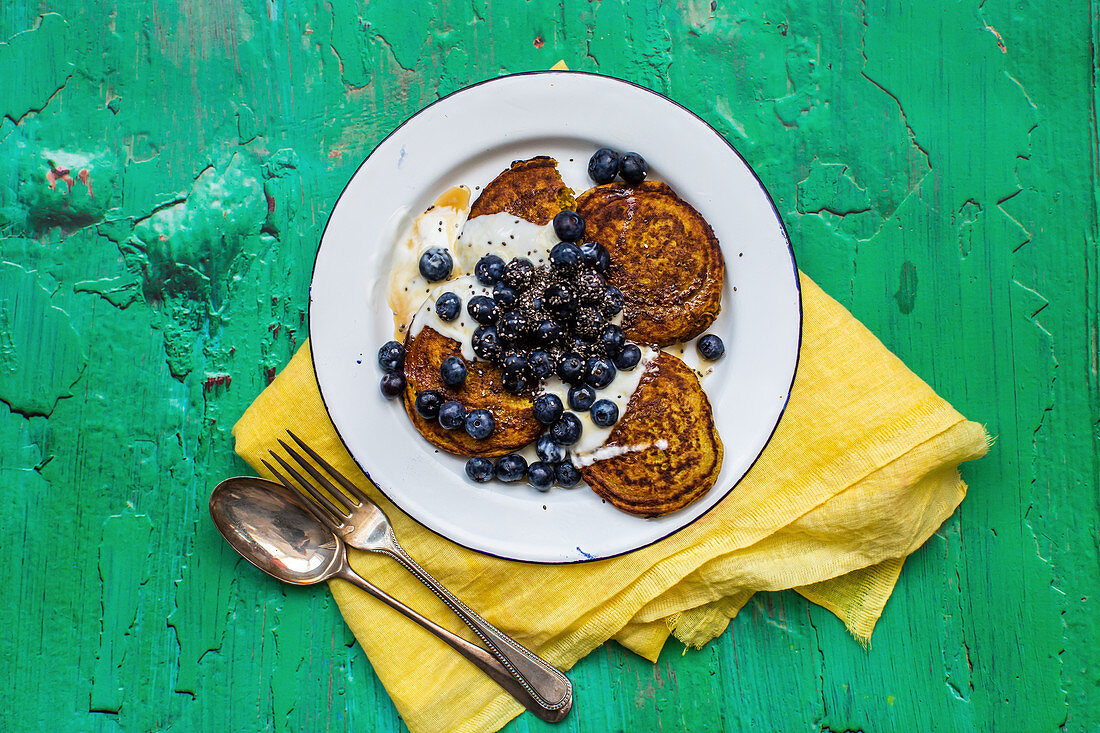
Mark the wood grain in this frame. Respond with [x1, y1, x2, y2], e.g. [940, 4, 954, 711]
[0, 0, 1096, 730]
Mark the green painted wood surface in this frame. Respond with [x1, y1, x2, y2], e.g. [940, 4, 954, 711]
[0, 1, 1096, 730]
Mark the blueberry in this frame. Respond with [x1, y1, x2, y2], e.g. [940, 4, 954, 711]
[549, 241, 583, 271]
[584, 272, 616, 299]
[378, 341, 405, 372]
[495, 320, 520, 345]
[474, 254, 506, 285]
[578, 241, 610, 272]
[502, 370, 530, 394]
[497, 309, 530, 343]
[588, 147, 620, 184]
[555, 461, 582, 487]
[544, 283, 577, 318]
[568, 384, 596, 411]
[379, 371, 405, 398]
[533, 393, 564, 425]
[575, 269, 607, 304]
[418, 247, 453, 281]
[536, 433, 568, 463]
[619, 152, 647, 184]
[493, 281, 518, 308]
[553, 210, 586, 242]
[529, 350, 555, 379]
[467, 295, 498, 325]
[571, 305, 605, 341]
[614, 343, 642, 370]
[585, 355, 616, 389]
[599, 324, 625, 357]
[534, 319, 563, 346]
[590, 399, 619, 427]
[570, 336, 594, 354]
[438, 400, 466, 430]
[557, 352, 585, 383]
[501, 351, 528, 375]
[494, 454, 528, 482]
[502, 310, 531, 332]
[414, 389, 444, 419]
[471, 325, 501, 361]
[549, 412, 582, 446]
[464, 408, 495, 440]
[698, 334, 725, 360]
[503, 257, 535, 291]
[600, 285, 624, 317]
[528, 461, 555, 490]
[435, 292, 461, 321]
[465, 457, 494, 483]
[440, 356, 467, 387]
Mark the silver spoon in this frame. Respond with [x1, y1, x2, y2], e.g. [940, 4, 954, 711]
[209, 476, 572, 723]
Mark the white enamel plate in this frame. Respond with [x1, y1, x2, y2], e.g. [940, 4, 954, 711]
[310, 72, 801, 563]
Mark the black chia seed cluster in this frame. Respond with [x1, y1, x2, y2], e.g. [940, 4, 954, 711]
[468, 240, 627, 393]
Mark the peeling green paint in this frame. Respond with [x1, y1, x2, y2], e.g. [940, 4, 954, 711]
[0, 0, 1096, 731]
[91, 511, 153, 715]
[0, 14, 72, 124]
[0, 262, 85, 415]
[17, 148, 116, 232]
[797, 161, 871, 217]
[73, 276, 140, 308]
[893, 260, 918, 314]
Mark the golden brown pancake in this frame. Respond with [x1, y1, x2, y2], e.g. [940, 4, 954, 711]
[402, 326, 542, 457]
[400, 159, 575, 457]
[576, 181, 725, 346]
[468, 156, 576, 225]
[580, 352, 723, 517]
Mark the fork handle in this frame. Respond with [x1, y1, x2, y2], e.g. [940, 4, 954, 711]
[380, 534, 573, 713]
[335, 562, 572, 723]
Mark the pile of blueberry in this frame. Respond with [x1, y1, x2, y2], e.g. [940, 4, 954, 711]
[465, 426, 582, 491]
[377, 341, 407, 397]
[464, 388, 608, 490]
[438, 209, 643, 403]
[375, 340, 502, 441]
[587, 148, 648, 185]
[413, 387, 497, 439]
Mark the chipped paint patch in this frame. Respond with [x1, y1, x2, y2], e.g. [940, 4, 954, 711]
[893, 261, 918, 314]
[0, 14, 73, 123]
[0, 263, 85, 416]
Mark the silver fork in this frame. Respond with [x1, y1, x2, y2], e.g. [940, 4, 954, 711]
[263, 430, 572, 719]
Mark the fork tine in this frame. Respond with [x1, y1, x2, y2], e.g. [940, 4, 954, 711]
[277, 438, 358, 514]
[262, 459, 341, 532]
[286, 430, 372, 505]
[268, 450, 348, 522]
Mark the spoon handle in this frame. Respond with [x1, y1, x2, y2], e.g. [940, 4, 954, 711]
[335, 563, 572, 723]
[379, 535, 572, 712]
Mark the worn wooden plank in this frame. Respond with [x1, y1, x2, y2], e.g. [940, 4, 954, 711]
[0, 0, 1096, 730]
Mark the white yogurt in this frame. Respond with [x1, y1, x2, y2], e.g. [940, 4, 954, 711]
[407, 275, 492, 362]
[454, 212, 559, 271]
[386, 186, 471, 337]
[571, 439, 670, 469]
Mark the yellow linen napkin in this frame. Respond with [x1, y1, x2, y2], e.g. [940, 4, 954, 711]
[233, 273, 989, 733]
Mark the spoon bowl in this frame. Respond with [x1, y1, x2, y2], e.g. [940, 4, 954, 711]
[210, 475, 343, 585]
